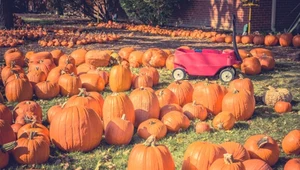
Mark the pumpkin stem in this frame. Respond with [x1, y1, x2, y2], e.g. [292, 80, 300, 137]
[223, 153, 234, 164]
[204, 78, 210, 85]
[111, 92, 119, 97]
[257, 136, 269, 148]
[24, 114, 36, 124]
[158, 89, 164, 96]
[143, 135, 157, 147]
[121, 114, 126, 120]
[140, 86, 145, 90]
[78, 88, 87, 97]
[10, 60, 16, 68]
[238, 74, 244, 79]
[29, 131, 37, 140]
[192, 100, 197, 105]
[267, 86, 276, 91]
[0, 141, 17, 153]
[232, 88, 239, 94]
[149, 120, 156, 125]
[217, 123, 224, 130]
[61, 102, 67, 108]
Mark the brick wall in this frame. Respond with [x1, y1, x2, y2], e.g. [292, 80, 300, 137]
[168, 0, 273, 33]
[276, 0, 300, 32]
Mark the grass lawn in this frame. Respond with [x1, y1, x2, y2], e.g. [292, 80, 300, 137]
[2, 14, 300, 170]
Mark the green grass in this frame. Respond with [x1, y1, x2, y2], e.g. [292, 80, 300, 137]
[4, 60, 300, 170]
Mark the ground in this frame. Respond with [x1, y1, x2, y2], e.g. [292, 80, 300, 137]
[2, 14, 300, 170]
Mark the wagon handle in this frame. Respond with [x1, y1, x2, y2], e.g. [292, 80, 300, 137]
[232, 14, 242, 62]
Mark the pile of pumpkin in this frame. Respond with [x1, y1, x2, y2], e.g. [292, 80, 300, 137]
[0, 27, 47, 47]
[0, 46, 297, 169]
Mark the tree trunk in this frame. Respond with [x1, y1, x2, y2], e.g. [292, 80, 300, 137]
[0, 0, 14, 29]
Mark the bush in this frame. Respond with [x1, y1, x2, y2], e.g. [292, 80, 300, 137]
[120, 0, 184, 25]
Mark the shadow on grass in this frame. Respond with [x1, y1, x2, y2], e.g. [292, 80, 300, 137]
[252, 106, 280, 120]
[234, 122, 250, 130]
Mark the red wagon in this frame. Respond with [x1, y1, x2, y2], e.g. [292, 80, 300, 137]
[172, 15, 242, 82]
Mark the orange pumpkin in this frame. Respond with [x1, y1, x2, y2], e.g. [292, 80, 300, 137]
[165, 54, 175, 70]
[50, 49, 65, 65]
[253, 35, 265, 45]
[212, 111, 236, 130]
[109, 64, 132, 92]
[133, 73, 153, 89]
[128, 50, 143, 67]
[241, 57, 261, 75]
[79, 74, 105, 92]
[0, 104, 13, 125]
[195, 122, 211, 134]
[58, 73, 82, 96]
[257, 55, 275, 70]
[160, 103, 182, 119]
[274, 101, 292, 113]
[129, 87, 160, 127]
[105, 114, 134, 145]
[155, 88, 179, 107]
[168, 80, 194, 106]
[284, 158, 300, 170]
[243, 159, 272, 170]
[127, 135, 175, 170]
[292, 34, 300, 47]
[182, 100, 208, 120]
[142, 48, 168, 68]
[193, 80, 226, 115]
[102, 92, 135, 129]
[229, 74, 254, 95]
[5, 73, 33, 102]
[137, 118, 167, 140]
[34, 81, 60, 99]
[279, 33, 293, 47]
[4, 48, 25, 67]
[210, 153, 245, 170]
[70, 48, 87, 66]
[50, 106, 103, 152]
[282, 129, 300, 155]
[0, 141, 17, 169]
[264, 34, 278, 46]
[118, 47, 135, 60]
[47, 104, 64, 124]
[250, 48, 273, 57]
[221, 142, 250, 162]
[161, 111, 190, 132]
[85, 50, 111, 67]
[182, 141, 226, 169]
[244, 135, 280, 166]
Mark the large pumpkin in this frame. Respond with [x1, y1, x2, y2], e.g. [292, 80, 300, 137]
[127, 135, 175, 170]
[65, 88, 104, 118]
[109, 64, 132, 92]
[257, 55, 275, 71]
[103, 92, 135, 129]
[1, 62, 25, 85]
[243, 159, 272, 170]
[50, 106, 103, 152]
[137, 118, 167, 140]
[193, 80, 226, 115]
[249, 48, 273, 57]
[182, 141, 226, 170]
[244, 135, 280, 166]
[222, 88, 255, 121]
[221, 142, 250, 162]
[13, 132, 50, 164]
[0, 119, 16, 145]
[282, 129, 300, 155]
[105, 114, 134, 145]
[128, 50, 144, 68]
[129, 87, 160, 127]
[142, 48, 168, 68]
[168, 80, 194, 106]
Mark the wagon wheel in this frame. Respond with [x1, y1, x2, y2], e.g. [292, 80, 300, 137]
[219, 68, 235, 82]
[172, 68, 186, 80]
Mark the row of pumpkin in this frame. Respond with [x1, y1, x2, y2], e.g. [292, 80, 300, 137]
[93, 21, 300, 47]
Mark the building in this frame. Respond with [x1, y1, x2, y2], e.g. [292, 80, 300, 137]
[168, 0, 300, 33]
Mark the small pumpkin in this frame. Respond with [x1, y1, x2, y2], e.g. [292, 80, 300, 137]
[85, 50, 111, 67]
[264, 34, 278, 46]
[220, 142, 250, 162]
[137, 118, 167, 140]
[139, 66, 159, 85]
[58, 73, 82, 96]
[127, 135, 175, 170]
[47, 103, 64, 124]
[241, 57, 261, 75]
[292, 34, 300, 47]
[195, 122, 211, 134]
[70, 48, 87, 66]
[13, 100, 42, 121]
[79, 73, 105, 92]
[274, 101, 292, 113]
[212, 111, 236, 130]
[229, 74, 254, 95]
[34, 81, 60, 99]
[109, 64, 132, 92]
[279, 33, 293, 47]
[142, 48, 168, 68]
[17, 121, 49, 139]
[4, 48, 25, 67]
[257, 54, 275, 71]
[133, 73, 153, 89]
[159, 104, 182, 119]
